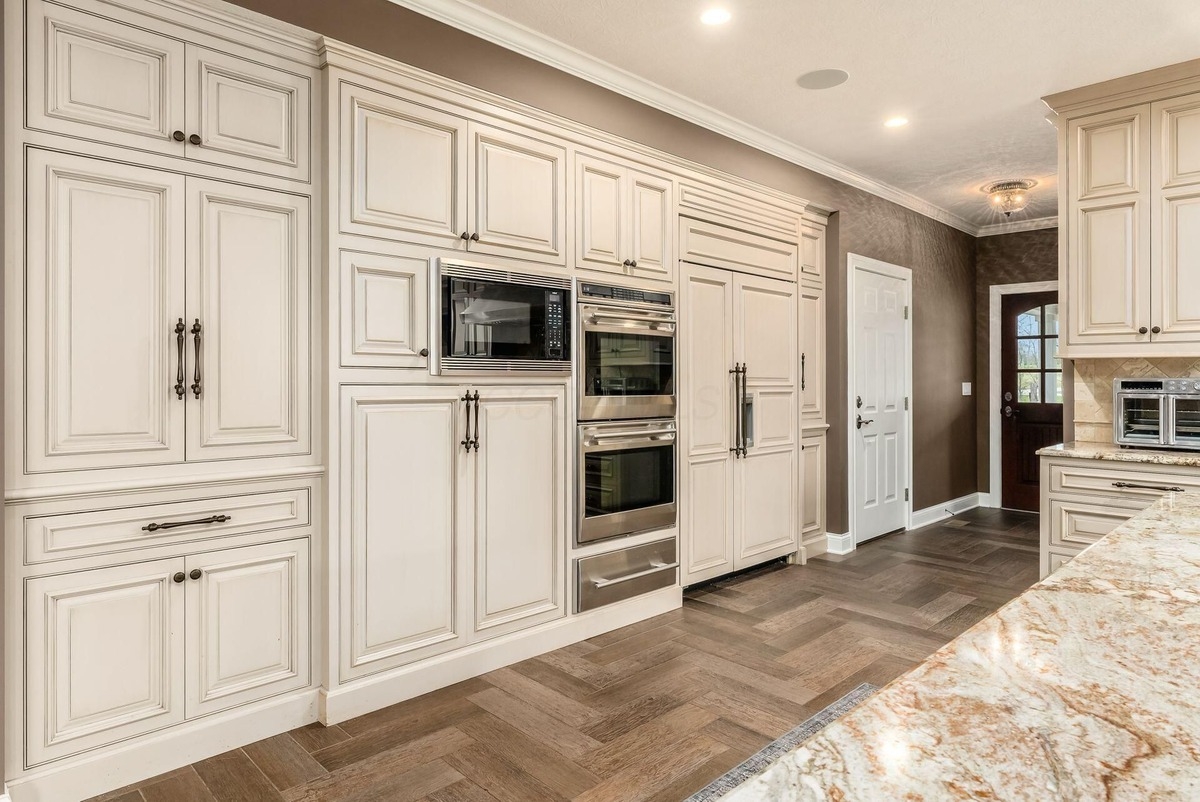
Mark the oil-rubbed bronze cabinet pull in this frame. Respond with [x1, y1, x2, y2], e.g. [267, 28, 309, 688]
[188, 133, 202, 146]
[471, 391, 481, 451]
[470, 232, 480, 242]
[190, 319, 202, 398]
[173, 572, 186, 583]
[172, 130, 186, 142]
[461, 391, 474, 452]
[801, 353, 806, 391]
[174, 318, 186, 400]
[142, 514, 232, 532]
[189, 568, 203, 580]
[1112, 481, 1185, 493]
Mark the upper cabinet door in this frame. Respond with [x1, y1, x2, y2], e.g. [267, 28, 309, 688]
[185, 539, 310, 718]
[735, 273, 797, 386]
[25, 150, 186, 474]
[339, 249, 428, 368]
[800, 284, 826, 424]
[27, 1, 186, 156]
[800, 218, 825, 282]
[1152, 94, 1200, 343]
[575, 154, 625, 273]
[628, 168, 674, 282]
[471, 386, 565, 640]
[185, 46, 311, 181]
[468, 122, 567, 266]
[186, 179, 311, 460]
[340, 85, 469, 247]
[1065, 105, 1152, 349]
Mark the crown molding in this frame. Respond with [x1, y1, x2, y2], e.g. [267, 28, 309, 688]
[386, 0, 981, 236]
[976, 216, 1058, 237]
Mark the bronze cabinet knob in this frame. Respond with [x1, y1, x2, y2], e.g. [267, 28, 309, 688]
[189, 568, 202, 580]
[419, 348, 429, 357]
[188, 134, 202, 145]
[173, 572, 185, 584]
[172, 130, 186, 142]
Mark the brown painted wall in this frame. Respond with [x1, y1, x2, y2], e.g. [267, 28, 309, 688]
[228, 0, 980, 533]
[973, 228, 1060, 491]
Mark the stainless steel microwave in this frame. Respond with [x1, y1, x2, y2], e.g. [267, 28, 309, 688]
[1113, 378, 1200, 450]
[430, 259, 571, 375]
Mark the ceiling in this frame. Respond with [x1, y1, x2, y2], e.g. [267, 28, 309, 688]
[393, 0, 1200, 234]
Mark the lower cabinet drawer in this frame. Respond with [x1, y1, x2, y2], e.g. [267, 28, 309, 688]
[1047, 496, 1145, 549]
[577, 538, 678, 613]
[1048, 460, 1200, 502]
[1045, 549, 1076, 576]
[23, 486, 312, 565]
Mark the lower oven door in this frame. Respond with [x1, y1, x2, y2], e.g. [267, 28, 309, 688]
[1114, 393, 1166, 446]
[578, 420, 677, 544]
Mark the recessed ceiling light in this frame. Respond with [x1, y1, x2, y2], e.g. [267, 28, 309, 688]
[700, 8, 731, 25]
[884, 117, 909, 128]
[796, 69, 849, 90]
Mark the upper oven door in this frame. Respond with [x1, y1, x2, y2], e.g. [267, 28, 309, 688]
[1114, 393, 1167, 446]
[579, 304, 676, 421]
[433, 260, 571, 374]
[579, 420, 677, 544]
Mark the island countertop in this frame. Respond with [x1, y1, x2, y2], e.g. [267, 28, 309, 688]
[721, 492, 1200, 801]
[1037, 440, 1200, 469]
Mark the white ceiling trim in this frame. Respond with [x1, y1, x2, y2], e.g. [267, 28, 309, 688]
[386, 0, 982, 236]
[976, 216, 1058, 237]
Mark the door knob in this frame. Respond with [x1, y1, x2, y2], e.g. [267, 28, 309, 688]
[856, 415, 874, 429]
[1003, 405, 1016, 418]
[188, 133, 202, 145]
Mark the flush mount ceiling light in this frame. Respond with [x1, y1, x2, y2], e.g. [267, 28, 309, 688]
[983, 179, 1037, 217]
[884, 116, 909, 128]
[700, 8, 731, 25]
[796, 69, 849, 90]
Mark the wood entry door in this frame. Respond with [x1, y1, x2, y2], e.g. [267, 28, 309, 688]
[1001, 291, 1064, 511]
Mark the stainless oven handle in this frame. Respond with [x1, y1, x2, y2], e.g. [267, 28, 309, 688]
[583, 317, 676, 335]
[582, 307, 675, 322]
[586, 428, 676, 440]
[593, 561, 679, 588]
[583, 433, 676, 450]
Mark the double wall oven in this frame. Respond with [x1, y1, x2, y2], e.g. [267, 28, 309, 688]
[575, 283, 679, 610]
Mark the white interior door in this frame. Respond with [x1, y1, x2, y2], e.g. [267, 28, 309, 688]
[852, 259, 910, 543]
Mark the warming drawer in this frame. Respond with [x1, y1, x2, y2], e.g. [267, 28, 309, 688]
[576, 538, 677, 613]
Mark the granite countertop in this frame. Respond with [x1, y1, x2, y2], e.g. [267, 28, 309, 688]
[1037, 440, 1200, 468]
[720, 492, 1200, 801]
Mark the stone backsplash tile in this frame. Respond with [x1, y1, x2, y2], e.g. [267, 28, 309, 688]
[1074, 357, 1200, 437]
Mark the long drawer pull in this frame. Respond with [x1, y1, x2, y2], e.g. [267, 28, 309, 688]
[593, 561, 679, 588]
[142, 514, 231, 532]
[1111, 481, 1185, 493]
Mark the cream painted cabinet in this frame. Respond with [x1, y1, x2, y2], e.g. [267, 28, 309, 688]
[27, 0, 312, 180]
[25, 558, 186, 766]
[800, 284, 826, 425]
[801, 432, 827, 545]
[339, 248, 429, 368]
[575, 152, 673, 281]
[25, 538, 309, 767]
[339, 83, 567, 265]
[1054, 80, 1200, 356]
[340, 384, 564, 680]
[25, 150, 187, 473]
[24, 151, 311, 473]
[681, 264, 799, 585]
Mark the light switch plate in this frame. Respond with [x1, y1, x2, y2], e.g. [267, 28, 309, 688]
[962, 382, 972, 396]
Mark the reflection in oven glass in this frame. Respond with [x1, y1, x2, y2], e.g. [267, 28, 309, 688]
[584, 331, 674, 397]
[584, 446, 674, 517]
[1120, 397, 1162, 443]
[1175, 398, 1200, 444]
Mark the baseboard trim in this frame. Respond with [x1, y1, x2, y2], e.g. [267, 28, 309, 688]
[910, 492, 986, 530]
[826, 532, 855, 555]
[7, 690, 318, 802]
[321, 586, 683, 724]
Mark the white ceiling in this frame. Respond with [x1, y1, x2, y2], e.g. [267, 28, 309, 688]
[394, 0, 1200, 234]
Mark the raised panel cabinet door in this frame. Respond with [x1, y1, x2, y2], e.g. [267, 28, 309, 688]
[575, 154, 625, 273]
[1153, 192, 1200, 342]
[25, 150, 186, 473]
[341, 386, 466, 679]
[800, 219, 826, 281]
[800, 285, 825, 424]
[735, 447, 798, 569]
[468, 122, 567, 265]
[185, 539, 310, 717]
[735, 273, 797, 386]
[340, 84, 469, 247]
[185, 46, 311, 181]
[628, 168, 674, 281]
[26, 558, 185, 767]
[801, 433, 826, 543]
[1154, 94, 1200, 189]
[471, 386, 566, 638]
[681, 265, 735, 583]
[1070, 106, 1149, 201]
[1068, 199, 1152, 344]
[185, 179, 311, 460]
[27, 1, 186, 155]
[339, 249, 429, 367]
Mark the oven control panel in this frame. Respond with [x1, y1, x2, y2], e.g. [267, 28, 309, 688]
[1163, 379, 1200, 394]
[579, 282, 673, 307]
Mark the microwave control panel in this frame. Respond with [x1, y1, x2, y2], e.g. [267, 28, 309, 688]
[547, 290, 565, 358]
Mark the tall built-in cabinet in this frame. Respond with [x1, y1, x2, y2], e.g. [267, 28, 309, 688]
[1047, 63, 1200, 356]
[4, 1, 826, 797]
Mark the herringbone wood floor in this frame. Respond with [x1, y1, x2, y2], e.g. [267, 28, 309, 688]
[89, 508, 1039, 802]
